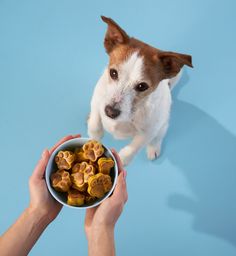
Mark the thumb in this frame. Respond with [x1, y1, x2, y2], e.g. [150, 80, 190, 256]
[31, 149, 50, 180]
[110, 171, 128, 204]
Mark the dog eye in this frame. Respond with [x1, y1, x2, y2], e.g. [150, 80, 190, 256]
[110, 69, 118, 80]
[135, 82, 149, 92]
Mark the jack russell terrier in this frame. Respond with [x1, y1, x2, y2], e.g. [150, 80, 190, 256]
[88, 16, 193, 166]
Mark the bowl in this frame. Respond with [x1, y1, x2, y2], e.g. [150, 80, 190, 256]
[45, 137, 118, 209]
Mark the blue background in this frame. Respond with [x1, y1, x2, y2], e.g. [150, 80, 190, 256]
[0, 0, 236, 255]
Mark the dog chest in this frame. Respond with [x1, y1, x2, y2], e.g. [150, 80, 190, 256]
[101, 117, 136, 139]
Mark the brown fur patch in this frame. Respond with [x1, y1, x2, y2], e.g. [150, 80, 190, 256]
[108, 38, 165, 92]
[101, 16, 129, 53]
[101, 16, 193, 107]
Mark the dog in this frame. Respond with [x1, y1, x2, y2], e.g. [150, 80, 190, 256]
[87, 16, 193, 165]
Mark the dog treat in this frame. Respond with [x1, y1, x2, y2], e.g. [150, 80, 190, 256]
[83, 163, 96, 183]
[55, 150, 75, 170]
[88, 160, 98, 171]
[102, 174, 113, 192]
[87, 173, 112, 198]
[67, 189, 85, 206]
[84, 193, 96, 204]
[71, 172, 87, 192]
[51, 170, 71, 192]
[98, 157, 115, 175]
[74, 148, 88, 162]
[71, 162, 96, 182]
[71, 163, 82, 173]
[83, 140, 104, 162]
[50, 140, 115, 207]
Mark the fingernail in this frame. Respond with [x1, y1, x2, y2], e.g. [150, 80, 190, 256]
[73, 134, 81, 138]
[123, 170, 127, 179]
[42, 149, 47, 158]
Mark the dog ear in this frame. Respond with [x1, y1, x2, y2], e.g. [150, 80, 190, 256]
[159, 51, 193, 79]
[101, 16, 129, 53]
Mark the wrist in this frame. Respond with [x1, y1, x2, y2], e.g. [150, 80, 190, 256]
[26, 206, 51, 227]
[87, 225, 115, 256]
[86, 224, 114, 240]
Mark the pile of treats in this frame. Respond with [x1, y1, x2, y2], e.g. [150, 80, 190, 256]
[50, 140, 115, 206]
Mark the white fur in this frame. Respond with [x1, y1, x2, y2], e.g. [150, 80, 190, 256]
[88, 51, 180, 165]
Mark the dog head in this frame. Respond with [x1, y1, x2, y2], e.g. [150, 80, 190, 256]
[101, 16, 193, 120]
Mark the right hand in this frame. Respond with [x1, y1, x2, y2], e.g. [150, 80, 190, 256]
[84, 149, 128, 235]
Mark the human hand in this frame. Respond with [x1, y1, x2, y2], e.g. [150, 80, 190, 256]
[28, 134, 80, 224]
[85, 149, 128, 236]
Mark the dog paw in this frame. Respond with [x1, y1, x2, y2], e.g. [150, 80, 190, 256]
[119, 146, 134, 166]
[146, 144, 161, 160]
[88, 128, 104, 141]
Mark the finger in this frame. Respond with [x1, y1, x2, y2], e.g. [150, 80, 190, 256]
[123, 171, 128, 203]
[31, 149, 50, 180]
[111, 149, 125, 175]
[110, 171, 128, 204]
[111, 149, 127, 201]
[49, 135, 73, 154]
[49, 134, 81, 154]
[85, 207, 97, 225]
[73, 134, 81, 138]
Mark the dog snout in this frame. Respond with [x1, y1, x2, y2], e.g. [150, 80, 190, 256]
[105, 105, 121, 119]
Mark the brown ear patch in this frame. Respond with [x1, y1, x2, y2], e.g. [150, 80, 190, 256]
[101, 17, 193, 86]
[101, 16, 129, 53]
[158, 51, 193, 79]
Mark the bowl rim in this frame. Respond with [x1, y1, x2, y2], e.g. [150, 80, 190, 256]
[45, 137, 118, 209]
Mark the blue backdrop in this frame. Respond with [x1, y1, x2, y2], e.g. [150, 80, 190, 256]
[1, 0, 236, 255]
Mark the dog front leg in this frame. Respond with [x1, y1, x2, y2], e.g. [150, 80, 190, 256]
[146, 123, 168, 160]
[119, 134, 147, 166]
[87, 109, 104, 141]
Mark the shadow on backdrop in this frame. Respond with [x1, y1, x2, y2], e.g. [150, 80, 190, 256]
[164, 71, 236, 246]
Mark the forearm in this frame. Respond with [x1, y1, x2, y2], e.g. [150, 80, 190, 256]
[0, 207, 49, 256]
[87, 226, 115, 256]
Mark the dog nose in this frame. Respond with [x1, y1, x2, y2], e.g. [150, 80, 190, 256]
[105, 105, 121, 119]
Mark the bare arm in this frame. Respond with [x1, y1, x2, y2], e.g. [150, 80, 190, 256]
[0, 135, 80, 256]
[87, 226, 115, 256]
[85, 150, 128, 256]
[0, 207, 50, 256]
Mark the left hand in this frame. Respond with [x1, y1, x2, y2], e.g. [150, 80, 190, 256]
[28, 134, 81, 224]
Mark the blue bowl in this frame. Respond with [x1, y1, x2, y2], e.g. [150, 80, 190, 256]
[45, 137, 118, 209]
